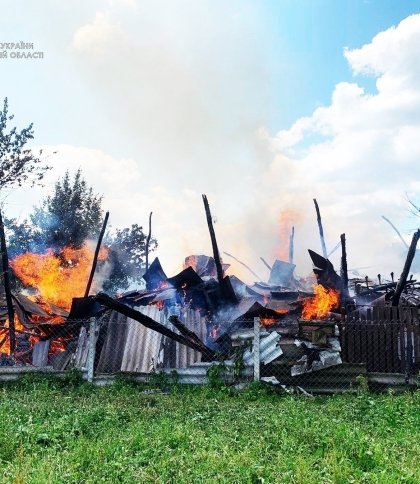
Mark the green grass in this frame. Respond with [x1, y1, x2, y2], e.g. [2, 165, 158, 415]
[0, 376, 418, 483]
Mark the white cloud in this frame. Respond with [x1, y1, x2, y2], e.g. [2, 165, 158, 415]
[260, 14, 420, 277]
[73, 12, 127, 58]
[5, 12, 420, 284]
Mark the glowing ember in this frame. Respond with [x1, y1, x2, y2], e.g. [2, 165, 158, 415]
[261, 318, 277, 326]
[260, 309, 288, 326]
[10, 243, 108, 311]
[302, 284, 340, 320]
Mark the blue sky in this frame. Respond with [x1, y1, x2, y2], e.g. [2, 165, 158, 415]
[1, 1, 420, 280]
[1, 1, 419, 149]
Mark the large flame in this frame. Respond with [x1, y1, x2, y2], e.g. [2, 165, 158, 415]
[302, 284, 340, 320]
[10, 244, 108, 311]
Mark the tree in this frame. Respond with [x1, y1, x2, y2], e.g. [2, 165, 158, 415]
[0, 98, 50, 191]
[30, 169, 103, 250]
[6, 169, 157, 292]
[103, 224, 157, 293]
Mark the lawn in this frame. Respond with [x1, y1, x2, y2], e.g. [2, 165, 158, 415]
[0, 375, 418, 483]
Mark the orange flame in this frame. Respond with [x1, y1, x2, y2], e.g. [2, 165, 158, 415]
[302, 284, 340, 320]
[10, 244, 109, 311]
[0, 315, 24, 355]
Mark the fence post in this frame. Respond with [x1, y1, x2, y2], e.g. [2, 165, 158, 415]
[254, 317, 260, 382]
[87, 317, 97, 383]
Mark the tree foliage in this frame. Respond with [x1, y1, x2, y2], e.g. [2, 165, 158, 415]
[6, 169, 157, 293]
[0, 98, 50, 191]
[104, 224, 157, 293]
[30, 169, 103, 250]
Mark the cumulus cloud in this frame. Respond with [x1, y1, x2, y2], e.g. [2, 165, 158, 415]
[5, 12, 420, 283]
[261, 14, 420, 278]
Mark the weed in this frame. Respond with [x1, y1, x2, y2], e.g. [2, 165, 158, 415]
[206, 361, 229, 388]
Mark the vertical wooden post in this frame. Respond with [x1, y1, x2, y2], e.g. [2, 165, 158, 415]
[202, 195, 224, 285]
[253, 317, 260, 382]
[145, 211, 153, 272]
[340, 233, 349, 293]
[313, 199, 328, 259]
[87, 317, 97, 383]
[392, 229, 420, 306]
[0, 209, 15, 354]
[85, 211, 109, 297]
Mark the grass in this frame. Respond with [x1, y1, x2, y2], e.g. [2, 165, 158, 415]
[0, 375, 418, 483]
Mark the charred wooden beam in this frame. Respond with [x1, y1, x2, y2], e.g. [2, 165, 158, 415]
[202, 195, 224, 285]
[313, 199, 328, 259]
[95, 292, 216, 357]
[202, 195, 237, 304]
[223, 251, 262, 281]
[168, 315, 208, 350]
[145, 211, 153, 272]
[392, 229, 420, 306]
[382, 216, 409, 249]
[340, 233, 349, 295]
[0, 209, 15, 353]
[85, 211, 109, 297]
[288, 226, 295, 264]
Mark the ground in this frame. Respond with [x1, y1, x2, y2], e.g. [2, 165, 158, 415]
[0, 376, 418, 483]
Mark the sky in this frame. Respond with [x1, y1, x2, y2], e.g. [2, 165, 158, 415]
[1, 0, 420, 284]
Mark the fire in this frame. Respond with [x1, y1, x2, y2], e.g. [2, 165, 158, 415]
[10, 243, 109, 310]
[0, 315, 24, 355]
[261, 318, 277, 326]
[302, 284, 340, 320]
[260, 309, 288, 327]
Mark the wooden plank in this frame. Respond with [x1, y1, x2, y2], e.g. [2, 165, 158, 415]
[366, 308, 373, 371]
[391, 306, 401, 373]
[32, 340, 50, 367]
[378, 309, 386, 372]
[384, 315, 393, 373]
[413, 308, 420, 365]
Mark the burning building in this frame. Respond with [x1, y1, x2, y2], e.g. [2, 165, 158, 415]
[0, 197, 419, 392]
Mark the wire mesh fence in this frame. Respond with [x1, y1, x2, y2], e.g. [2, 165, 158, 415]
[0, 305, 419, 393]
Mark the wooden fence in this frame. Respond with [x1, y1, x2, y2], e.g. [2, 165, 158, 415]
[340, 306, 420, 374]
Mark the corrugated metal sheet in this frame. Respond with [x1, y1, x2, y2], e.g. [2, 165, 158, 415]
[96, 311, 129, 373]
[243, 332, 282, 365]
[121, 306, 163, 372]
[96, 306, 208, 373]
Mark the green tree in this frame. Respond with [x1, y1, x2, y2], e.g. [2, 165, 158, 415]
[104, 224, 157, 293]
[0, 98, 50, 191]
[7, 169, 157, 292]
[30, 169, 103, 249]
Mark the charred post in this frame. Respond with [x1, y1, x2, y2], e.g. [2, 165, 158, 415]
[96, 292, 216, 357]
[84, 211, 110, 297]
[169, 315, 208, 349]
[202, 195, 237, 304]
[313, 198, 328, 259]
[340, 234, 349, 293]
[392, 229, 420, 306]
[145, 211, 153, 272]
[202, 195, 224, 285]
[0, 210, 15, 353]
[288, 226, 295, 264]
